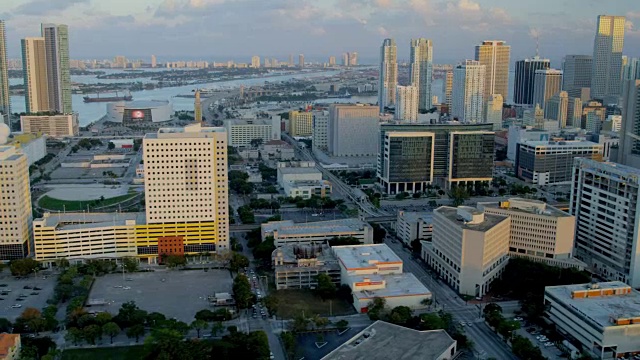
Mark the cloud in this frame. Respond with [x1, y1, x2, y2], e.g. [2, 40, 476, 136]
[627, 11, 640, 19]
[377, 26, 389, 36]
[12, 0, 89, 16]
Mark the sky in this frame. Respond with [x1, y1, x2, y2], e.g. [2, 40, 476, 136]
[1, 0, 638, 66]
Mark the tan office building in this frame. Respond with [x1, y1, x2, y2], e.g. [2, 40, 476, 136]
[21, 37, 49, 113]
[0, 146, 32, 260]
[289, 110, 313, 137]
[426, 206, 510, 297]
[143, 123, 229, 251]
[475, 40, 510, 103]
[20, 114, 78, 137]
[477, 198, 583, 268]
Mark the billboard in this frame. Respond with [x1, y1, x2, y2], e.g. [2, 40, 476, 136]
[131, 110, 145, 119]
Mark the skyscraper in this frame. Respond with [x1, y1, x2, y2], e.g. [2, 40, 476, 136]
[151, 55, 157, 68]
[474, 40, 510, 103]
[562, 55, 592, 100]
[618, 79, 640, 168]
[443, 69, 453, 113]
[21, 37, 49, 114]
[591, 15, 626, 103]
[0, 146, 33, 260]
[0, 20, 10, 125]
[328, 56, 336, 66]
[545, 91, 569, 128]
[486, 94, 503, 130]
[41, 24, 72, 114]
[349, 52, 358, 66]
[194, 90, 202, 123]
[623, 57, 640, 81]
[289, 54, 294, 66]
[513, 56, 550, 105]
[251, 55, 260, 68]
[395, 85, 419, 122]
[532, 69, 563, 111]
[298, 54, 304, 68]
[342, 53, 349, 66]
[143, 123, 229, 251]
[378, 38, 398, 113]
[452, 60, 485, 123]
[409, 38, 434, 111]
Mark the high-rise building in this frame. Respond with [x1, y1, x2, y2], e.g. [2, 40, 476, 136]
[289, 54, 293, 66]
[443, 69, 453, 113]
[379, 131, 435, 194]
[426, 206, 510, 297]
[194, 90, 202, 123]
[143, 123, 229, 251]
[591, 15, 626, 103]
[328, 56, 336, 66]
[570, 158, 640, 287]
[567, 98, 583, 128]
[342, 53, 349, 66]
[474, 40, 510, 104]
[409, 38, 434, 110]
[289, 110, 313, 137]
[21, 37, 49, 114]
[378, 38, 398, 113]
[328, 104, 379, 156]
[114, 55, 127, 68]
[251, 55, 260, 68]
[545, 91, 569, 127]
[349, 52, 358, 66]
[447, 131, 495, 187]
[0, 146, 32, 260]
[41, 24, 72, 114]
[618, 80, 640, 167]
[312, 111, 329, 151]
[582, 100, 607, 133]
[264, 58, 270, 68]
[452, 60, 485, 123]
[623, 57, 640, 81]
[532, 69, 563, 111]
[395, 85, 419, 122]
[151, 54, 157, 68]
[562, 55, 592, 100]
[486, 94, 503, 130]
[298, 54, 304, 68]
[0, 20, 10, 124]
[513, 56, 550, 105]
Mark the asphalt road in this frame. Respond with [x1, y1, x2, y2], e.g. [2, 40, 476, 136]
[383, 238, 517, 360]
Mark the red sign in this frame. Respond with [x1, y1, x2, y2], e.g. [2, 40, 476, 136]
[132, 110, 144, 119]
[355, 281, 383, 287]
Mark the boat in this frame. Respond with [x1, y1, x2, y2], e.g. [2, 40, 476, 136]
[83, 92, 133, 103]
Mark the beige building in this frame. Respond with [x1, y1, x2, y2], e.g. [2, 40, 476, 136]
[0, 146, 32, 260]
[251, 55, 260, 68]
[545, 282, 640, 359]
[289, 110, 313, 137]
[378, 38, 398, 112]
[474, 40, 510, 105]
[426, 206, 510, 297]
[261, 219, 373, 246]
[272, 244, 341, 290]
[21, 37, 49, 113]
[486, 94, 503, 130]
[477, 198, 583, 268]
[33, 212, 140, 266]
[395, 85, 419, 122]
[328, 104, 379, 156]
[396, 211, 433, 246]
[20, 114, 78, 137]
[143, 123, 229, 250]
[224, 118, 279, 147]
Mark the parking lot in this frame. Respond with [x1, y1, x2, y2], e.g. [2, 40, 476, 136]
[516, 327, 564, 359]
[87, 270, 233, 322]
[0, 272, 56, 321]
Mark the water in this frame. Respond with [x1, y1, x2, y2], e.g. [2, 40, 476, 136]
[10, 69, 340, 126]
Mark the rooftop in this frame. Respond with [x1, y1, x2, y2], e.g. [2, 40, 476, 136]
[520, 140, 601, 148]
[278, 167, 321, 175]
[575, 158, 640, 180]
[36, 212, 144, 230]
[435, 206, 509, 232]
[322, 321, 455, 360]
[273, 244, 338, 264]
[227, 118, 273, 126]
[333, 244, 401, 271]
[145, 123, 226, 139]
[398, 211, 433, 224]
[350, 273, 431, 300]
[545, 281, 640, 329]
[265, 218, 371, 238]
[478, 198, 570, 218]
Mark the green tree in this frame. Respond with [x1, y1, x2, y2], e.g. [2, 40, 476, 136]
[336, 319, 349, 331]
[9, 258, 40, 276]
[449, 186, 470, 206]
[146, 312, 167, 327]
[122, 257, 139, 272]
[315, 273, 336, 300]
[483, 303, 502, 316]
[210, 321, 224, 337]
[95, 312, 112, 326]
[419, 313, 446, 330]
[388, 306, 413, 326]
[291, 313, 309, 332]
[163, 255, 187, 269]
[114, 301, 148, 329]
[143, 328, 185, 359]
[126, 324, 145, 343]
[194, 309, 216, 322]
[83, 324, 102, 345]
[191, 319, 209, 338]
[0, 318, 11, 333]
[55, 258, 70, 269]
[232, 274, 253, 309]
[367, 297, 387, 320]
[262, 295, 279, 315]
[65, 327, 83, 345]
[229, 253, 250, 273]
[281, 331, 297, 358]
[102, 322, 121, 344]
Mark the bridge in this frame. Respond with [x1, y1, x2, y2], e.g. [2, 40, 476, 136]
[364, 216, 397, 223]
[229, 224, 260, 232]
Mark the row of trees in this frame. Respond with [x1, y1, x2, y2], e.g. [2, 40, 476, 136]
[483, 303, 522, 341]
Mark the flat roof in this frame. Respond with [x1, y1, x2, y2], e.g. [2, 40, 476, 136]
[322, 321, 455, 360]
[478, 198, 570, 218]
[351, 273, 431, 300]
[545, 281, 640, 328]
[270, 218, 370, 237]
[575, 158, 640, 179]
[278, 167, 321, 175]
[435, 206, 509, 232]
[227, 119, 273, 125]
[333, 244, 401, 270]
[520, 140, 600, 147]
[145, 123, 226, 139]
[37, 212, 144, 230]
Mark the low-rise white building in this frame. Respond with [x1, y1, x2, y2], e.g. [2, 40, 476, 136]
[277, 161, 322, 189]
[544, 282, 640, 359]
[283, 179, 332, 199]
[333, 244, 432, 312]
[396, 211, 433, 246]
[261, 219, 374, 246]
[426, 206, 510, 297]
[262, 140, 294, 160]
[224, 118, 280, 147]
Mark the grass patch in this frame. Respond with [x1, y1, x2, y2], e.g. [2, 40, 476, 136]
[274, 290, 356, 319]
[62, 346, 146, 360]
[38, 192, 138, 211]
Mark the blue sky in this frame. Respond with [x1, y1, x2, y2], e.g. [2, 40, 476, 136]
[1, 0, 638, 66]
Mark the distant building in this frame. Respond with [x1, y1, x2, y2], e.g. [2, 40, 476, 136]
[475, 40, 510, 106]
[224, 118, 279, 147]
[562, 55, 592, 100]
[322, 321, 456, 360]
[328, 104, 379, 156]
[410, 38, 434, 111]
[349, 52, 358, 66]
[395, 85, 419, 122]
[396, 211, 433, 246]
[328, 56, 336, 66]
[151, 54, 157, 68]
[506, 125, 550, 161]
[545, 282, 640, 359]
[514, 56, 550, 105]
[289, 110, 313, 137]
[545, 91, 569, 127]
[261, 219, 374, 246]
[272, 244, 340, 290]
[378, 38, 398, 113]
[0, 21, 10, 123]
[41, 24, 72, 114]
[251, 55, 260, 68]
[443, 69, 453, 112]
[591, 15, 626, 104]
[582, 100, 606, 133]
[312, 111, 329, 151]
[515, 140, 603, 185]
[0, 146, 32, 260]
[618, 80, 640, 167]
[486, 94, 503, 130]
[426, 206, 510, 297]
[478, 198, 583, 268]
[567, 97, 583, 128]
[532, 69, 563, 111]
[262, 139, 294, 161]
[277, 161, 321, 187]
[105, 100, 172, 124]
[20, 114, 78, 137]
[298, 54, 304, 68]
[452, 60, 485, 123]
[570, 159, 640, 287]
